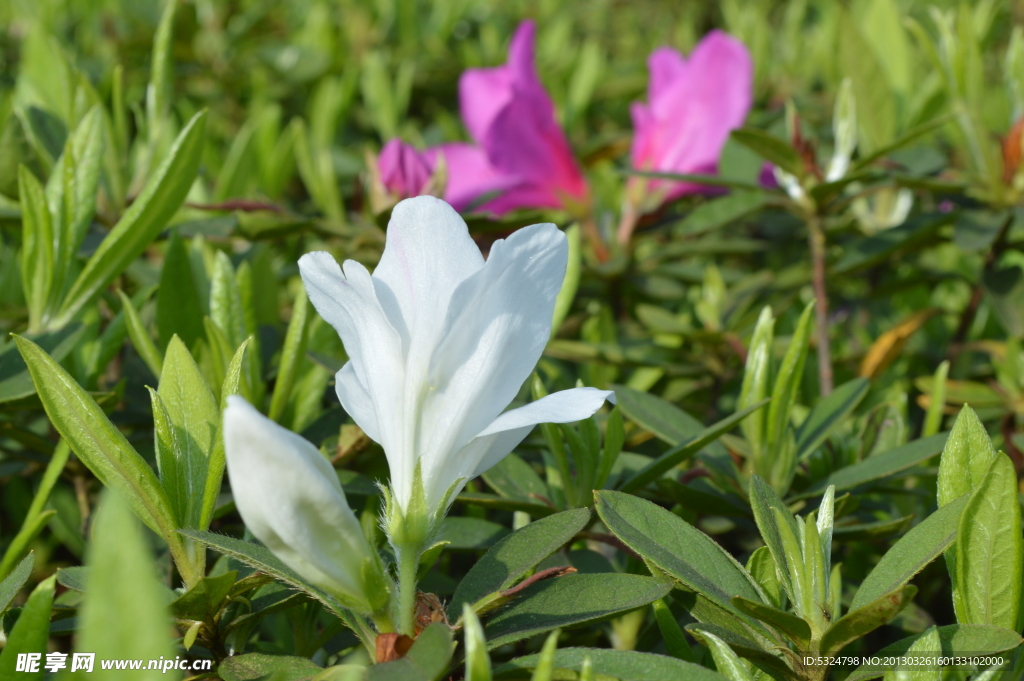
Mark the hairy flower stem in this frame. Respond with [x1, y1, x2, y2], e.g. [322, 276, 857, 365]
[807, 215, 833, 396]
[397, 546, 421, 637]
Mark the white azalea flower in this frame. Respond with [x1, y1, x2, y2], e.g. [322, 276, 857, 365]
[299, 197, 613, 532]
[223, 396, 387, 616]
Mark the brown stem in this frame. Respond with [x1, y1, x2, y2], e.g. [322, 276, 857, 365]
[807, 215, 833, 395]
[616, 202, 638, 247]
[583, 216, 610, 263]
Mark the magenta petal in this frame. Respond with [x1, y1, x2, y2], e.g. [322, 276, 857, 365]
[647, 47, 689, 102]
[759, 162, 779, 189]
[630, 30, 753, 204]
[481, 93, 587, 213]
[449, 20, 587, 215]
[379, 139, 433, 198]
[425, 143, 519, 212]
[459, 68, 514, 145]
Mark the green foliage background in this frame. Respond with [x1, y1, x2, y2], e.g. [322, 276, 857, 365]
[1, 0, 1024, 679]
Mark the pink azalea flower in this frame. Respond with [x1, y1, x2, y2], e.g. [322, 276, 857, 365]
[434, 21, 588, 215]
[629, 30, 753, 205]
[378, 139, 433, 198]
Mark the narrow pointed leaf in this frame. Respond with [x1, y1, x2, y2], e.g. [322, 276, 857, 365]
[483, 573, 670, 649]
[793, 433, 949, 499]
[819, 585, 916, 654]
[54, 110, 207, 327]
[795, 378, 869, 461]
[851, 495, 968, 610]
[449, 508, 590, 617]
[620, 399, 768, 493]
[13, 335, 177, 540]
[954, 453, 1023, 629]
[74, 492, 174, 674]
[0, 575, 55, 680]
[0, 553, 35, 616]
[595, 491, 764, 613]
[731, 596, 810, 648]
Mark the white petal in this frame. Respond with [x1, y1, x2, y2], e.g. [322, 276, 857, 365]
[476, 387, 616, 439]
[335, 362, 380, 443]
[419, 223, 567, 476]
[421, 387, 613, 510]
[298, 251, 411, 501]
[372, 196, 484, 363]
[223, 396, 372, 604]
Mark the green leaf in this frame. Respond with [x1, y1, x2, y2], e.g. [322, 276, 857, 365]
[145, 0, 176, 147]
[851, 495, 968, 610]
[845, 624, 1023, 681]
[12, 335, 178, 542]
[833, 214, 950, 275]
[819, 585, 916, 654]
[890, 626, 942, 681]
[200, 338, 249, 530]
[118, 289, 163, 378]
[795, 378, 869, 461]
[19, 165, 54, 330]
[937, 405, 996, 508]
[0, 553, 34, 616]
[745, 547, 782, 609]
[731, 596, 810, 648]
[550, 223, 580, 340]
[156, 336, 219, 530]
[982, 265, 1024, 338]
[921, 361, 949, 438]
[71, 491, 174, 680]
[437, 517, 509, 550]
[495, 648, 730, 681]
[729, 128, 802, 176]
[0, 321, 80, 401]
[674, 191, 768, 237]
[456, 493, 554, 519]
[46, 106, 105, 308]
[793, 432, 949, 499]
[367, 623, 453, 681]
[761, 302, 813, 492]
[651, 598, 694, 661]
[269, 287, 309, 422]
[156, 229, 205, 351]
[739, 307, 774, 459]
[838, 7, 897, 153]
[449, 508, 590, 617]
[170, 570, 237, 621]
[483, 573, 670, 650]
[219, 654, 322, 681]
[178, 529, 372, 644]
[619, 399, 768, 494]
[700, 629, 755, 681]
[595, 491, 764, 613]
[611, 384, 725, 454]
[463, 605, 492, 681]
[954, 453, 1023, 629]
[55, 566, 88, 592]
[0, 440, 70, 580]
[748, 475, 799, 600]
[0, 574, 55, 681]
[685, 623, 792, 679]
[481, 453, 549, 504]
[54, 110, 207, 328]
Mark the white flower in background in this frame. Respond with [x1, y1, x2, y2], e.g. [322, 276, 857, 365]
[299, 196, 613, 538]
[223, 396, 387, 615]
